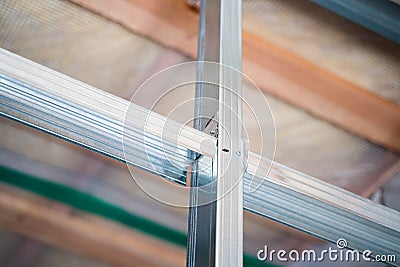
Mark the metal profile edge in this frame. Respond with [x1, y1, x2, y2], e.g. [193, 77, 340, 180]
[246, 152, 400, 265]
[1, 49, 399, 265]
[215, 0, 244, 266]
[0, 49, 217, 160]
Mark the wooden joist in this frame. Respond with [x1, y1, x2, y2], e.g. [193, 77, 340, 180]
[70, 0, 400, 153]
[242, 32, 400, 153]
[0, 185, 185, 267]
[361, 161, 400, 198]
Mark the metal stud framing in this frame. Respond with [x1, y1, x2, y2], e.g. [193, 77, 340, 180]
[186, 0, 220, 266]
[215, 0, 244, 266]
[1, 34, 400, 267]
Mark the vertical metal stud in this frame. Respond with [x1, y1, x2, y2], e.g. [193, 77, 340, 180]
[187, 0, 243, 266]
[215, 0, 244, 266]
[186, 1, 220, 267]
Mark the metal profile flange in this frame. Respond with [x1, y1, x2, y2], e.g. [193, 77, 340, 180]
[215, 0, 245, 266]
[1, 48, 399, 266]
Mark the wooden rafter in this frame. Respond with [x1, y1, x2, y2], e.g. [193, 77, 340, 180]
[69, 0, 400, 153]
[361, 160, 400, 198]
[0, 185, 185, 267]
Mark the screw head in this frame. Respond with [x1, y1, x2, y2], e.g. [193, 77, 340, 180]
[236, 151, 241, 156]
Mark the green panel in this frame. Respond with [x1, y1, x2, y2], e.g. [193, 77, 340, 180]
[0, 165, 187, 246]
[0, 165, 277, 267]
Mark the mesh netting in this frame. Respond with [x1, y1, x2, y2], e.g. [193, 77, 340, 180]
[243, 0, 400, 104]
[1, 0, 399, 200]
[1, 0, 399, 258]
[0, 0, 187, 99]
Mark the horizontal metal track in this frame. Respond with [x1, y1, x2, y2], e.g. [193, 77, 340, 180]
[0, 49, 216, 184]
[1, 49, 399, 265]
[246, 153, 400, 264]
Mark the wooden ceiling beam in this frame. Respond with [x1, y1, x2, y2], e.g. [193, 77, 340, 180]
[0, 185, 185, 267]
[361, 160, 400, 198]
[69, 0, 400, 153]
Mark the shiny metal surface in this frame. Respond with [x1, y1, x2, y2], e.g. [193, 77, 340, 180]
[0, 49, 216, 184]
[215, 0, 244, 266]
[187, 0, 221, 266]
[245, 152, 400, 265]
[1, 49, 399, 265]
